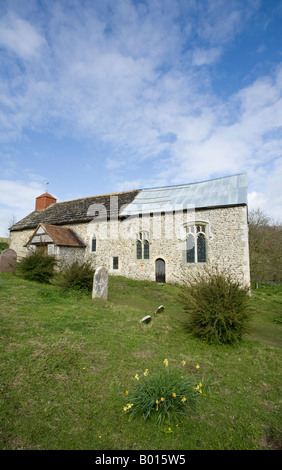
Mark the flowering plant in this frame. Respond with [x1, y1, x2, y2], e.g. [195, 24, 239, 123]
[123, 359, 202, 425]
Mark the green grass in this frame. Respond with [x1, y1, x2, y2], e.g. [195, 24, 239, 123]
[0, 273, 281, 450]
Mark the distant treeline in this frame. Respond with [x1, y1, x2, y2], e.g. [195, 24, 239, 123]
[248, 209, 282, 284]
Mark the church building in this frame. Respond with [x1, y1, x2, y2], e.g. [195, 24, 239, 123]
[9, 173, 250, 286]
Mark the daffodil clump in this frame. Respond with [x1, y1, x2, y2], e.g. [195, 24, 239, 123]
[123, 359, 202, 425]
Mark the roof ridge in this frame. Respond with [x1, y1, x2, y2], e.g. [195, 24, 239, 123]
[48, 189, 140, 206]
[141, 173, 247, 192]
[41, 222, 73, 229]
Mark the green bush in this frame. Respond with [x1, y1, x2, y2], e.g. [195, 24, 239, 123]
[0, 241, 9, 253]
[55, 259, 94, 292]
[17, 250, 57, 283]
[181, 269, 252, 345]
[123, 361, 201, 425]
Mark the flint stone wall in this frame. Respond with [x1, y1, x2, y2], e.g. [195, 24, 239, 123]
[9, 205, 250, 286]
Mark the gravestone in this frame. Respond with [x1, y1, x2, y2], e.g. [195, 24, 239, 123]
[0, 248, 17, 272]
[140, 315, 152, 324]
[92, 266, 108, 299]
[155, 305, 165, 314]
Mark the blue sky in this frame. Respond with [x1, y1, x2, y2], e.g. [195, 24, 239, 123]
[0, 0, 281, 236]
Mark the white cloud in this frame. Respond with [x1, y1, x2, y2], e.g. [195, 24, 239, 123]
[148, 83, 282, 221]
[248, 156, 282, 223]
[0, 0, 281, 227]
[248, 191, 267, 211]
[195, 1, 246, 45]
[0, 179, 44, 210]
[0, 12, 46, 60]
[192, 47, 222, 66]
[115, 179, 142, 192]
[0, 1, 258, 152]
[0, 179, 46, 236]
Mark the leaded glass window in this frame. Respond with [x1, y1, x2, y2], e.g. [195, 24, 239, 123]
[136, 232, 150, 260]
[144, 240, 150, 259]
[136, 240, 142, 259]
[197, 233, 206, 263]
[91, 236, 96, 252]
[186, 234, 195, 263]
[185, 224, 207, 263]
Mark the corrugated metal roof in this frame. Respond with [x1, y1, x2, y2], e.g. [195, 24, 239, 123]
[120, 174, 248, 216]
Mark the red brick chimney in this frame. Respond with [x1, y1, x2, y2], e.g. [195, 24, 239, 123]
[35, 193, 57, 211]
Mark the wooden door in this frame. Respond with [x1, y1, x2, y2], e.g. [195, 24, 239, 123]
[36, 245, 48, 254]
[155, 258, 166, 283]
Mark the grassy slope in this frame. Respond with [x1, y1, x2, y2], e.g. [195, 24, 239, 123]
[0, 273, 281, 450]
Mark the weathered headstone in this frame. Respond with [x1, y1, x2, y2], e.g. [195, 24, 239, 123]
[140, 315, 152, 324]
[92, 266, 109, 299]
[0, 248, 17, 272]
[155, 305, 165, 314]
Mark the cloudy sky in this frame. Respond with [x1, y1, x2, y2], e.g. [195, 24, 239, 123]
[0, 0, 281, 236]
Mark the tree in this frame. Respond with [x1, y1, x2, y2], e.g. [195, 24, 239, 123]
[248, 209, 282, 283]
[6, 215, 18, 238]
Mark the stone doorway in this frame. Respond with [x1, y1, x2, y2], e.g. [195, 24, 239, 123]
[155, 258, 166, 283]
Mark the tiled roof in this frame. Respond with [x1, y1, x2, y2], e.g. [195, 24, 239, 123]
[47, 224, 84, 247]
[10, 189, 140, 231]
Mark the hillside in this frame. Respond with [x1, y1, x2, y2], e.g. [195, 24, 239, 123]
[0, 273, 281, 450]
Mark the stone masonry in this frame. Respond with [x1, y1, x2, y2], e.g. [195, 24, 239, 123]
[10, 204, 250, 286]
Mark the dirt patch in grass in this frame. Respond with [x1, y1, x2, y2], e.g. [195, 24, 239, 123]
[259, 431, 282, 450]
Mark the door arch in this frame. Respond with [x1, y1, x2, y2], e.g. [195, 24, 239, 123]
[155, 258, 166, 283]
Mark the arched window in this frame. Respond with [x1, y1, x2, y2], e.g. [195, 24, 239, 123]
[91, 235, 96, 252]
[144, 240, 150, 259]
[185, 224, 207, 263]
[136, 240, 142, 259]
[136, 232, 150, 260]
[186, 234, 195, 263]
[197, 233, 206, 263]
